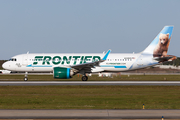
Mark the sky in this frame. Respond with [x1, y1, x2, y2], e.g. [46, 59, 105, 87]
[0, 0, 180, 59]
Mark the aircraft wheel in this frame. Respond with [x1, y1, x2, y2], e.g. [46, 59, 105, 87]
[82, 76, 88, 81]
[24, 77, 28, 81]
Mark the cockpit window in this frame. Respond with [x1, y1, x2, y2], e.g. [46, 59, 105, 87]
[9, 58, 17, 61]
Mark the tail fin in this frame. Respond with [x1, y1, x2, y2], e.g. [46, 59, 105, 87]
[142, 26, 174, 57]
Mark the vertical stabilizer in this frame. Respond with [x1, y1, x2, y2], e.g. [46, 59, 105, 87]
[142, 26, 173, 57]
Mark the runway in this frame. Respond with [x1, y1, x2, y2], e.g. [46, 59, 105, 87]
[0, 109, 180, 119]
[0, 81, 180, 86]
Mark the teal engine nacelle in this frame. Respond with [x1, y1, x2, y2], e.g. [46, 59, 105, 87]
[53, 67, 74, 79]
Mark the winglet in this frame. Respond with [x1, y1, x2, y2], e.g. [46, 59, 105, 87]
[102, 49, 111, 61]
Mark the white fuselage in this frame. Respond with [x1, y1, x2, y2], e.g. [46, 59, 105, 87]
[2, 53, 158, 73]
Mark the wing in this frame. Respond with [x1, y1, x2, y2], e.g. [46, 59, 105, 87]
[70, 49, 111, 72]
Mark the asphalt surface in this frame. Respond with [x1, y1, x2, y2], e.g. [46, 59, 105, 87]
[0, 81, 180, 86]
[0, 110, 180, 119]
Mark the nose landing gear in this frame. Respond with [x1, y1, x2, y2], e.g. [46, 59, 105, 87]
[24, 72, 28, 81]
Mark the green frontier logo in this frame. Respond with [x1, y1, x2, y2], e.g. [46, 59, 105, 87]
[33, 56, 101, 65]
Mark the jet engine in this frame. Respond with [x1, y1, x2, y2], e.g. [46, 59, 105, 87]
[53, 67, 74, 79]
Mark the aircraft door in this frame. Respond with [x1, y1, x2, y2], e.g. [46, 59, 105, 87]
[22, 55, 28, 66]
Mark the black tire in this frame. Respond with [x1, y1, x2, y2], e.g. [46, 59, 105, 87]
[82, 76, 88, 81]
[24, 77, 28, 81]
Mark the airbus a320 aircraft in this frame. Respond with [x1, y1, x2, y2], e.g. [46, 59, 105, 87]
[2, 26, 177, 81]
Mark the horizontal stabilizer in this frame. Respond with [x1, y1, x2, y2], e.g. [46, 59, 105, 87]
[154, 55, 177, 62]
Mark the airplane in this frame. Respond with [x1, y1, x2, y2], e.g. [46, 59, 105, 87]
[2, 26, 177, 81]
[0, 70, 11, 74]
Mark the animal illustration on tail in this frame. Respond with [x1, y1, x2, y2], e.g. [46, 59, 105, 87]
[153, 33, 170, 57]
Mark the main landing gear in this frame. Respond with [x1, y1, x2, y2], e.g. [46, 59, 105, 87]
[81, 75, 88, 81]
[24, 72, 28, 81]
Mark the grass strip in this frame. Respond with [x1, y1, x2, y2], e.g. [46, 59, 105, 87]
[0, 86, 179, 109]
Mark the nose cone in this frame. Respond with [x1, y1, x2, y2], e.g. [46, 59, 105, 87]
[2, 62, 9, 70]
